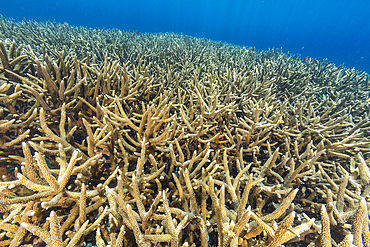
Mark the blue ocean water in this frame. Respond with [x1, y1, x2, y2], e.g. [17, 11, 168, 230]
[1, 0, 370, 73]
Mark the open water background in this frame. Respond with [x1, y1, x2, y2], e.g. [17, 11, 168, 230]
[1, 0, 370, 73]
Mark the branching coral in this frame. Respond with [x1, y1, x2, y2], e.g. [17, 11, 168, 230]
[0, 17, 370, 246]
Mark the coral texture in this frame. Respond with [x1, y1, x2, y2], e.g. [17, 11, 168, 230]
[0, 18, 370, 246]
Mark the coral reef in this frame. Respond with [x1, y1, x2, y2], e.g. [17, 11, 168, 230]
[0, 17, 370, 246]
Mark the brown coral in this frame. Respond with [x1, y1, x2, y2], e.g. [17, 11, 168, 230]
[0, 17, 370, 247]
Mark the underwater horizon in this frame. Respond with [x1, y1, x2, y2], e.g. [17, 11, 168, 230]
[1, 0, 370, 73]
[1, 1, 370, 247]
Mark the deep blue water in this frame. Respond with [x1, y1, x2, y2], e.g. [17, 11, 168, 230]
[2, 0, 370, 73]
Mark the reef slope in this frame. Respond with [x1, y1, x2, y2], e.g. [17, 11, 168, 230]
[0, 18, 370, 247]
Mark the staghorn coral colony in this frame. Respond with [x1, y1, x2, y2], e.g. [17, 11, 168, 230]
[0, 17, 370, 247]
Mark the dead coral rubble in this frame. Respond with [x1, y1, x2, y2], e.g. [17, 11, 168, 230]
[0, 17, 370, 247]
